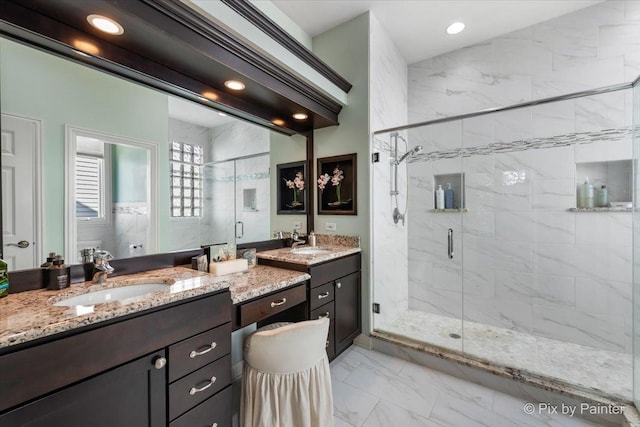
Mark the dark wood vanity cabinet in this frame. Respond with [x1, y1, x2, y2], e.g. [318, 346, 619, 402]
[0, 291, 233, 426]
[307, 253, 361, 360]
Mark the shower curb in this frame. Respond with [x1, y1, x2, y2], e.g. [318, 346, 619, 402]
[360, 331, 636, 427]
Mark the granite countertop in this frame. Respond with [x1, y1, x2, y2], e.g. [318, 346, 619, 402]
[256, 245, 361, 266]
[0, 265, 309, 350]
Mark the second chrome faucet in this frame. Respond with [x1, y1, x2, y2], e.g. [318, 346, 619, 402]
[92, 251, 114, 284]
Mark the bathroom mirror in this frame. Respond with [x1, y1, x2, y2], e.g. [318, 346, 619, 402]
[0, 36, 310, 270]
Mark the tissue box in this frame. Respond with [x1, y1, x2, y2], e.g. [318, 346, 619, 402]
[209, 258, 248, 276]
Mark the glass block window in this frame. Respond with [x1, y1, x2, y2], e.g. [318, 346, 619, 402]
[170, 141, 203, 217]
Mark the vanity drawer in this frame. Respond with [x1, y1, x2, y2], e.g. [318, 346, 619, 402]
[310, 281, 334, 311]
[169, 354, 231, 421]
[239, 284, 306, 328]
[169, 322, 231, 382]
[169, 385, 232, 427]
[309, 253, 360, 288]
[310, 302, 335, 358]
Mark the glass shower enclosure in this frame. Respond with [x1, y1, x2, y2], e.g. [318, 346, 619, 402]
[373, 82, 636, 405]
[200, 153, 270, 247]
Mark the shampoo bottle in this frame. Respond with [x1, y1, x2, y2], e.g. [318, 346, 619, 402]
[444, 183, 454, 209]
[580, 177, 594, 208]
[0, 258, 8, 298]
[436, 185, 445, 210]
[597, 185, 608, 207]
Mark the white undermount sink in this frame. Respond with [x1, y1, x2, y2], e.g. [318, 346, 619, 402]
[291, 247, 332, 255]
[53, 283, 168, 307]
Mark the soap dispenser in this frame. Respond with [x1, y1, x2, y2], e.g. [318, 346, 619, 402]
[308, 231, 317, 247]
[580, 177, 594, 208]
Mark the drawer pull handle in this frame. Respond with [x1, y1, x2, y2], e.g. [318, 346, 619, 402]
[189, 376, 217, 395]
[190, 342, 217, 359]
[317, 292, 330, 299]
[318, 312, 330, 319]
[270, 298, 287, 307]
[336, 282, 342, 289]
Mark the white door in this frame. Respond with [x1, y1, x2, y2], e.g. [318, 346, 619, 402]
[1, 114, 40, 270]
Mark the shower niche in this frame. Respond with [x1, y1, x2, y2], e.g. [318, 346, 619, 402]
[572, 160, 632, 211]
[432, 173, 466, 212]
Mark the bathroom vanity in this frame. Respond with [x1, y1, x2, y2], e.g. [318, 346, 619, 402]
[256, 245, 362, 360]
[0, 245, 360, 425]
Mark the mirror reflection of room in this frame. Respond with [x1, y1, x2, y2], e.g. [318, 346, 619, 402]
[0, 35, 307, 271]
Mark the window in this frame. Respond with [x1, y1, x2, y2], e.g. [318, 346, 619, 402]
[75, 136, 110, 223]
[75, 154, 104, 218]
[170, 141, 203, 217]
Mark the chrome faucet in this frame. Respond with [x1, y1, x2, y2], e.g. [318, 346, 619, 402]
[291, 229, 305, 248]
[92, 250, 114, 284]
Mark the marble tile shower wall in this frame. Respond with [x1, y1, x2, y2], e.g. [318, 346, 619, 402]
[370, 14, 409, 331]
[402, 0, 640, 354]
[405, 92, 633, 353]
[113, 202, 148, 258]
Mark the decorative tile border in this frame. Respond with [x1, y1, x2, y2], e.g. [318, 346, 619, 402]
[205, 171, 270, 183]
[374, 126, 635, 161]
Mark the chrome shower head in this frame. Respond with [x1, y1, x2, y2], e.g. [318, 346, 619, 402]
[395, 145, 423, 165]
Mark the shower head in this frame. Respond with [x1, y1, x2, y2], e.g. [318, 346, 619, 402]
[395, 145, 423, 165]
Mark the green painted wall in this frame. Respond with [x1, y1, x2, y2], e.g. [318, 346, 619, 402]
[0, 38, 170, 256]
[312, 14, 372, 332]
[112, 144, 148, 203]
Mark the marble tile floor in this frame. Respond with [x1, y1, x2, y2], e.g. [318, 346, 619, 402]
[331, 345, 602, 427]
[382, 310, 632, 402]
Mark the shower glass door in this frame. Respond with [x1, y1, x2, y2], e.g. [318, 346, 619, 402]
[634, 78, 640, 411]
[200, 154, 270, 248]
[371, 123, 464, 353]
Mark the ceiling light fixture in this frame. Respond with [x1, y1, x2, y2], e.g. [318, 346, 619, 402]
[72, 40, 100, 55]
[87, 14, 124, 35]
[224, 80, 245, 91]
[292, 113, 308, 120]
[446, 22, 465, 35]
[201, 91, 219, 101]
[272, 119, 285, 126]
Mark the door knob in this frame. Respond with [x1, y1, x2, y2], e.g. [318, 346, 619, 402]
[5, 240, 29, 248]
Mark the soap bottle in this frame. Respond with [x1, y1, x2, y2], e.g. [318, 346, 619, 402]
[580, 177, 594, 208]
[596, 185, 608, 207]
[0, 258, 8, 298]
[444, 183, 454, 209]
[46, 255, 70, 290]
[436, 185, 445, 210]
[308, 231, 317, 247]
[40, 252, 56, 268]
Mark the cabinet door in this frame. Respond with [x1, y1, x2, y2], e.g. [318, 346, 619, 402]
[0, 351, 166, 427]
[334, 271, 361, 355]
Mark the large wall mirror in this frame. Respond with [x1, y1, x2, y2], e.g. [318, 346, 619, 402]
[0, 36, 309, 270]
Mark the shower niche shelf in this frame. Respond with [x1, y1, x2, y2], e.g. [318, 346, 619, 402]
[573, 160, 631, 211]
[429, 208, 469, 213]
[433, 173, 465, 211]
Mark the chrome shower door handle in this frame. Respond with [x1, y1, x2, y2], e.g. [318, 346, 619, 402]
[447, 228, 454, 259]
[235, 221, 244, 239]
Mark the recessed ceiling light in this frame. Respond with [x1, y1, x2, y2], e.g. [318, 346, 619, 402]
[446, 22, 465, 35]
[272, 119, 285, 126]
[72, 40, 100, 55]
[201, 91, 219, 101]
[218, 112, 227, 117]
[224, 80, 245, 91]
[87, 14, 124, 35]
[292, 113, 308, 120]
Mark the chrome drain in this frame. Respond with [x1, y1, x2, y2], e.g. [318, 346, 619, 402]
[449, 333, 461, 339]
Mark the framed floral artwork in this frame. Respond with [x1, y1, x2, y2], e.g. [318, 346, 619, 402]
[317, 153, 357, 215]
[277, 161, 307, 214]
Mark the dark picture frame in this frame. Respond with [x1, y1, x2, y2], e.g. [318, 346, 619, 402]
[317, 153, 357, 215]
[276, 161, 307, 214]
